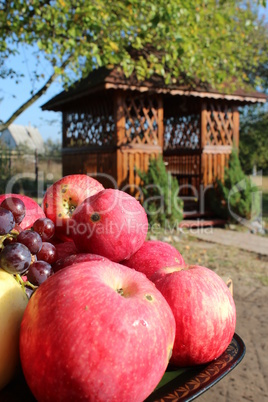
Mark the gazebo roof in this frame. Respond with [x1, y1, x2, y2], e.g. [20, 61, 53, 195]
[42, 67, 267, 111]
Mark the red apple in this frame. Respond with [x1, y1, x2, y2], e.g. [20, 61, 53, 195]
[151, 265, 236, 367]
[69, 189, 148, 262]
[53, 252, 107, 272]
[42, 174, 104, 241]
[20, 259, 176, 402]
[0, 193, 45, 230]
[53, 240, 78, 261]
[121, 240, 185, 279]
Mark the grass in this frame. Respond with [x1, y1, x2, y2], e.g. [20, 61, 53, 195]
[258, 275, 268, 286]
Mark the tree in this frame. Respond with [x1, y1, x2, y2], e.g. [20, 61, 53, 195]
[44, 138, 62, 157]
[239, 105, 268, 175]
[137, 155, 184, 227]
[209, 148, 260, 222]
[0, 0, 267, 131]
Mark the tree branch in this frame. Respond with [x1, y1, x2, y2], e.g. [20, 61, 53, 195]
[0, 58, 70, 132]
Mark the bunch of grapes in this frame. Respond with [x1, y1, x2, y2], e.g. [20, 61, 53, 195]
[0, 196, 57, 298]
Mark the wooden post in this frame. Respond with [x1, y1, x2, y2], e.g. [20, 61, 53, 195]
[114, 91, 126, 188]
[201, 101, 207, 149]
[233, 106, 239, 149]
[35, 148, 39, 198]
[157, 95, 164, 151]
[62, 112, 66, 176]
[200, 101, 207, 193]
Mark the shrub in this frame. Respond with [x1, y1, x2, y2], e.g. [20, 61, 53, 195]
[239, 105, 268, 175]
[137, 155, 184, 228]
[209, 148, 260, 222]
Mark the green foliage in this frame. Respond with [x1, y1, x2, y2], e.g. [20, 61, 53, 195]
[138, 155, 183, 228]
[239, 105, 268, 175]
[1, 0, 266, 88]
[210, 148, 260, 222]
[0, 1, 268, 128]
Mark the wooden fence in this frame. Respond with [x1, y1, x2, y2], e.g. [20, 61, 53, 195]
[0, 150, 62, 198]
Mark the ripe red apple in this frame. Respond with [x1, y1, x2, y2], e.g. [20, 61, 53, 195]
[53, 252, 107, 272]
[151, 265, 236, 367]
[42, 174, 104, 241]
[53, 240, 78, 261]
[70, 189, 148, 262]
[121, 240, 185, 279]
[20, 259, 176, 402]
[0, 193, 45, 230]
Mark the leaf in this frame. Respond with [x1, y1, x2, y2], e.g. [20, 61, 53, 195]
[109, 41, 119, 52]
[0, 0, 268, 127]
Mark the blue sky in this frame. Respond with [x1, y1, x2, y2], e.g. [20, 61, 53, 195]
[0, 4, 267, 143]
[0, 47, 63, 142]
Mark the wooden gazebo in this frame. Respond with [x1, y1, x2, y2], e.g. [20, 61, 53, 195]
[42, 67, 266, 208]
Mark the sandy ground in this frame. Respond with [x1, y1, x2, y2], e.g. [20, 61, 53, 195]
[198, 284, 268, 402]
[193, 238, 268, 402]
[149, 227, 268, 402]
[190, 228, 268, 256]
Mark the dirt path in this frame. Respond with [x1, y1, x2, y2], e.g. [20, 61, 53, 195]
[198, 284, 268, 402]
[189, 228, 268, 256]
[171, 231, 268, 402]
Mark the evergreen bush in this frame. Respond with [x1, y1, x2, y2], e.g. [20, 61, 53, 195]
[137, 155, 184, 228]
[209, 148, 260, 222]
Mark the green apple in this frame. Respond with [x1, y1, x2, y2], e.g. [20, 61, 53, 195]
[0, 268, 28, 390]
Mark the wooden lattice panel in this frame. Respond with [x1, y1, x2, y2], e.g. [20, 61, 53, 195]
[120, 96, 159, 146]
[205, 103, 234, 146]
[164, 115, 200, 151]
[63, 99, 115, 148]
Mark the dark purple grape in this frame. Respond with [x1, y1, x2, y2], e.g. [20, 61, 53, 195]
[0, 207, 15, 235]
[27, 261, 53, 286]
[32, 218, 55, 241]
[17, 230, 42, 255]
[0, 243, 32, 274]
[0, 197, 26, 224]
[37, 242, 57, 264]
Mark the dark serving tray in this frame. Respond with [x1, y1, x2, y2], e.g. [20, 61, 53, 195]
[0, 333, 245, 402]
[147, 332, 246, 401]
